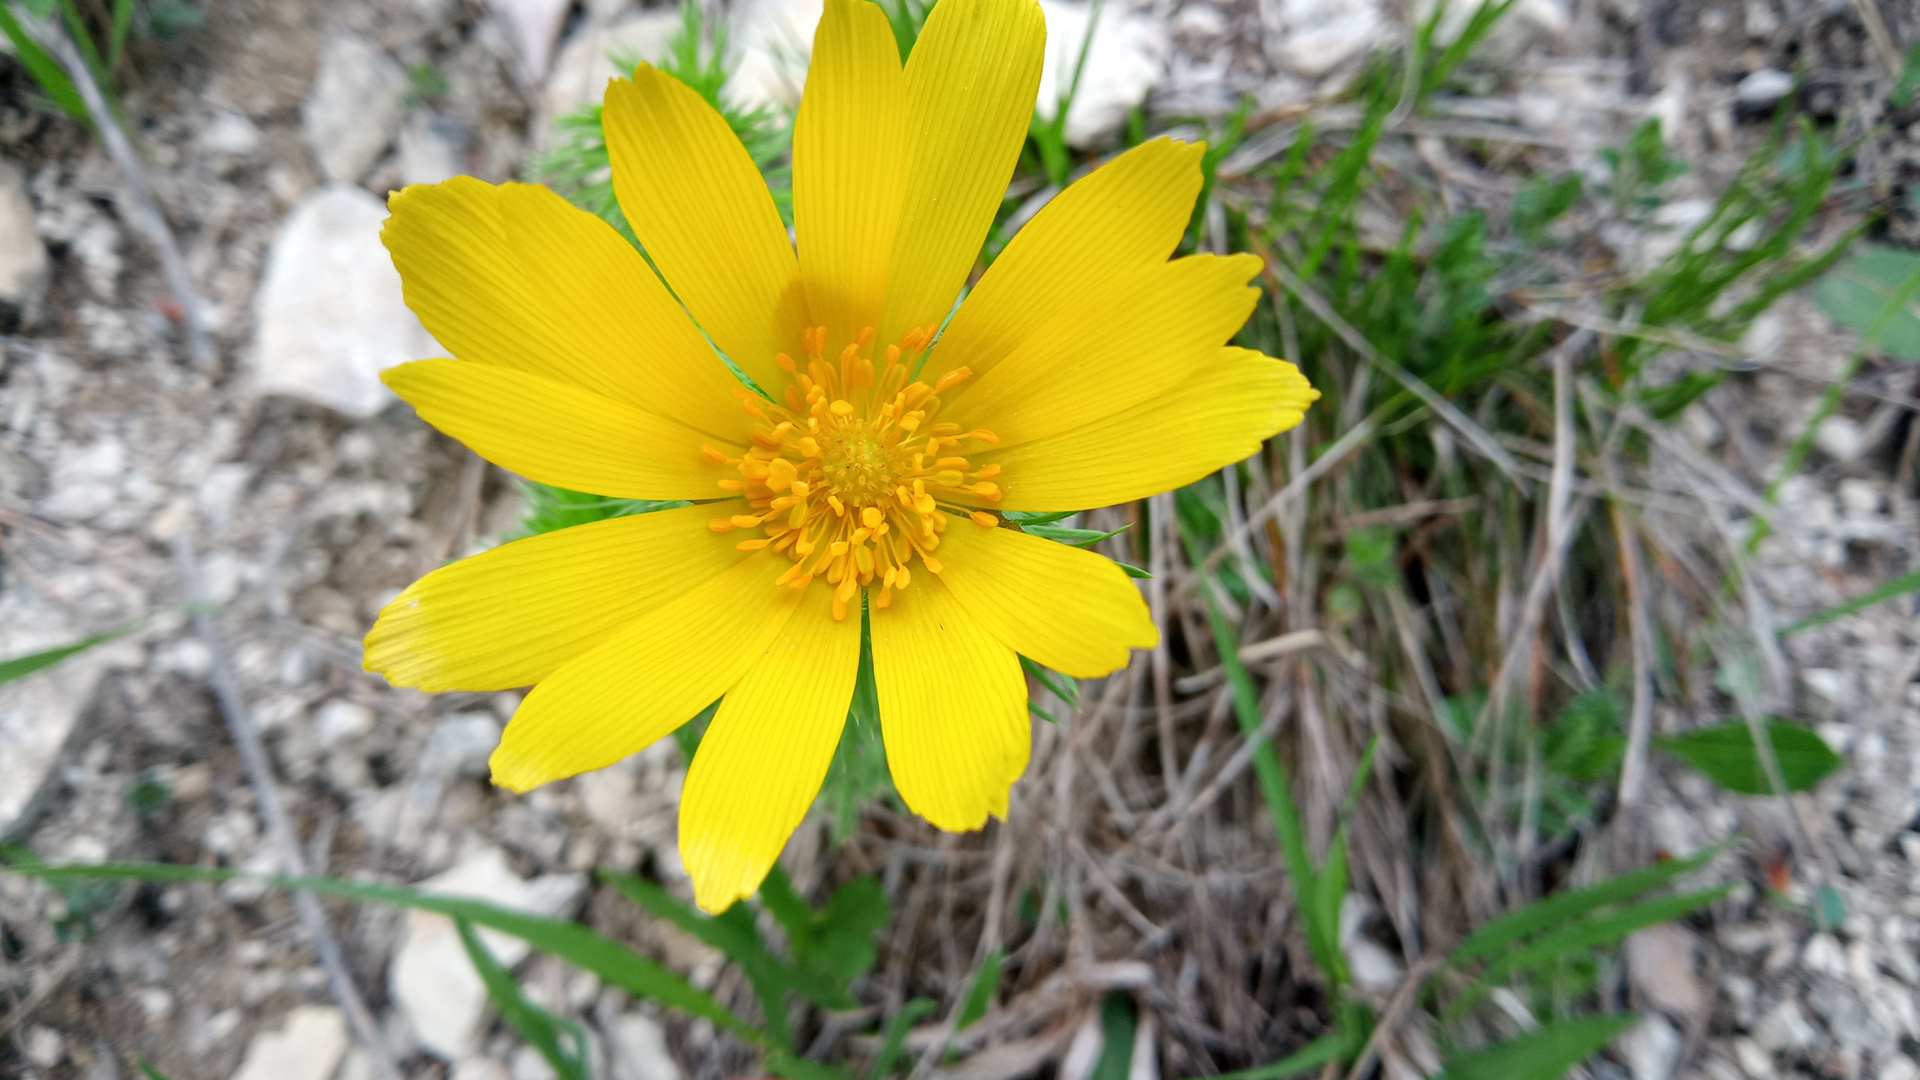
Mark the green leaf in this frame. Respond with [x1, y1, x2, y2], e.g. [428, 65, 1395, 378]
[0, 4, 89, 126]
[760, 865, 888, 988]
[456, 921, 592, 1080]
[1476, 885, 1732, 989]
[1654, 718, 1843, 794]
[1449, 844, 1725, 965]
[956, 948, 1003, 1031]
[135, 1061, 175, 1080]
[1115, 561, 1153, 579]
[765, 1051, 849, 1080]
[1778, 566, 1920, 636]
[1019, 655, 1079, 706]
[0, 624, 135, 685]
[1024, 522, 1130, 548]
[1001, 509, 1078, 526]
[0, 859, 769, 1047]
[1440, 1014, 1638, 1080]
[107, 0, 132, 71]
[511, 481, 686, 539]
[1811, 246, 1920, 360]
[869, 998, 936, 1079]
[1090, 993, 1137, 1080]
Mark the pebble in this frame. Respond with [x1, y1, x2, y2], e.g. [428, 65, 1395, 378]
[1815, 415, 1864, 463]
[452, 1061, 512, 1080]
[1033, 0, 1166, 149]
[1615, 1013, 1682, 1080]
[1627, 924, 1706, 1021]
[197, 111, 264, 159]
[398, 113, 468, 187]
[607, 1012, 680, 1080]
[1838, 478, 1884, 517]
[1882, 1055, 1920, 1080]
[0, 159, 49, 332]
[388, 846, 588, 1060]
[1802, 932, 1849, 978]
[1752, 999, 1819, 1052]
[250, 184, 436, 417]
[1735, 68, 1794, 112]
[1273, 8, 1385, 78]
[302, 34, 408, 184]
[489, 0, 572, 84]
[540, 9, 685, 136]
[314, 699, 376, 745]
[228, 1006, 348, 1080]
[1802, 669, 1854, 711]
[23, 1026, 64, 1068]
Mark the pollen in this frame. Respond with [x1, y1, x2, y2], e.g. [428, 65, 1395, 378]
[705, 325, 1005, 619]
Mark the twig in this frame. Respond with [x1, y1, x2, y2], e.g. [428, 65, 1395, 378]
[1205, 417, 1376, 574]
[1610, 505, 1657, 808]
[1148, 493, 1183, 793]
[1341, 954, 1444, 1080]
[38, 23, 215, 368]
[160, 509, 398, 1080]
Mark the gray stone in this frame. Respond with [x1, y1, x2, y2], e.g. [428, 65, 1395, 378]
[0, 614, 111, 838]
[250, 184, 436, 417]
[314, 700, 376, 745]
[197, 111, 264, 159]
[399, 113, 468, 187]
[1615, 1014, 1682, 1080]
[1274, 7, 1385, 79]
[1033, 0, 1165, 149]
[0, 160, 48, 331]
[1736, 68, 1794, 112]
[1753, 1000, 1818, 1053]
[729, 0, 821, 111]
[490, 0, 571, 84]
[1815, 414, 1864, 463]
[1627, 924, 1705, 1021]
[228, 1006, 349, 1080]
[302, 34, 408, 184]
[607, 1013, 680, 1080]
[539, 9, 683, 142]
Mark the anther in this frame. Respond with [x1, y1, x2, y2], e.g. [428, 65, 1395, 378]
[970, 511, 997, 528]
[933, 366, 971, 393]
[737, 538, 771, 551]
[708, 517, 736, 533]
[861, 507, 884, 529]
[702, 443, 730, 463]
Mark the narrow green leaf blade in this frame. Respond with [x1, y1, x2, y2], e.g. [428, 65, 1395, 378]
[1449, 845, 1725, 965]
[956, 948, 1003, 1031]
[1440, 1014, 1638, 1080]
[0, 624, 132, 685]
[1655, 719, 1843, 794]
[1089, 993, 1138, 1080]
[1479, 885, 1732, 987]
[1203, 1030, 1353, 1080]
[1, 859, 767, 1046]
[1778, 566, 1920, 636]
[456, 920, 591, 1080]
[869, 998, 937, 1080]
[0, 3, 88, 120]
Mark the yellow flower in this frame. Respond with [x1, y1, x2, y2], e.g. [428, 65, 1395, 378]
[364, 0, 1317, 912]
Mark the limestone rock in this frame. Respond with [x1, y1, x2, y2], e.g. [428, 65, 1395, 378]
[490, 0, 572, 84]
[606, 1012, 680, 1080]
[1273, 6, 1385, 79]
[389, 846, 588, 1060]
[399, 113, 468, 187]
[250, 184, 436, 417]
[1614, 1014, 1682, 1080]
[0, 160, 49, 332]
[539, 9, 684, 140]
[228, 1006, 349, 1080]
[1034, 0, 1166, 149]
[1736, 68, 1794, 113]
[729, 0, 822, 111]
[302, 34, 408, 184]
[0, 614, 110, 839]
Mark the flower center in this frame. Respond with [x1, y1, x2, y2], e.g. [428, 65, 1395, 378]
[705, 325, 1004, 621]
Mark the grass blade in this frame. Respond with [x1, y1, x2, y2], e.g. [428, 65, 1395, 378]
[1449, 844, 1724, 964]
[456, 920, 591, 1080]
[0, 624, 133, 685]
[2, 858, 768, 1047]
[1202, 1030, 1352, 1080]
[1439, 1014, 1637, 1080]
[869, 998, 936, 1079]
[1778, 566, 1920, 636]
[956, 947, 1003, 1030]
[0, 2, 88, 119]
[1473, 885, 1731, 990]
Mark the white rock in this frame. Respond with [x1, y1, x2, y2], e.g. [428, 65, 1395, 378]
[1881, 1055, 1920, 1080]
[1816, 415, 1864, 463]
[1802, 932, 1849, 977]
[251, 184, 436, 417]
[1802, 669, 1853, 710]
[452, 1061, 513, 1080]
[491, 0, 572, 84]
[1614, 1013, 1682, 1080]
[0, 159, 49, 331]
[729, 0, 822, 111]
[1838, 478, 1884, 517]
[541, 8, 687, 137]
[511, 1045, 560, 1080]
[23, 1026, 64, 1068]
[1736, 68, 1794, 111]
[1752, 999, 1818, 1052]
[0, 621, 109, 837]
[315, 699, 376, 745]
[398, 113, 468, 187]
[1033, 0, 1166, 148]
[228, 1006, 349, 1080]
[1274, 8, 1385, 79]
[302, 34, 408, 184]
[607, 1012, 680, 1080]
[198, 111, 264, 158]
[1627, 924, 1705, 1020]
[389, 847, 589, 1060]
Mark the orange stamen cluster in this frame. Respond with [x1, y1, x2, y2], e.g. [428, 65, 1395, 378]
[706, 325, 1004, 620]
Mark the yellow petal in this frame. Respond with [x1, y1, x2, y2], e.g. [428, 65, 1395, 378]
[489, 550, 802, 792]
[934, 523, 1156, 678]
[382, 178, 744, 441]
[875, 0, 1045, 344]
[947, 253, 1264, 448]
[925, 137, 1204, 387]
[365, 504, 749, 691]
[678, 584, 862, 912]
[793, 0, 908, 343]
[871, 573, 1029, 831]
[605, 68, 804, 391]
[982, 347, 1318, 510]
[383, 359, 730, 501]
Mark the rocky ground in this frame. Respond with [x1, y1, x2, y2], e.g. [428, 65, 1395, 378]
[2, 0, 1919, 1078]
